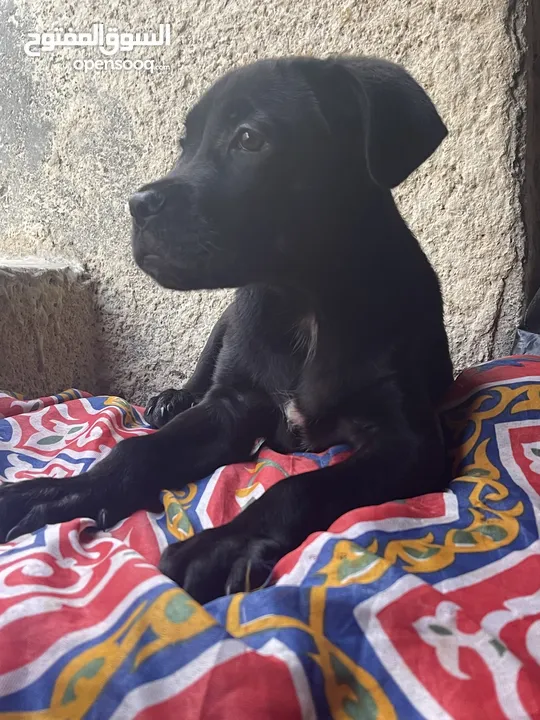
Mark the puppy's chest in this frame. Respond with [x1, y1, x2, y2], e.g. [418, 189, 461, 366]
[277, 317, 334, 427]
[247, 312, 319, 395]
[292, 314, 318, 365]
[279, 393, 348, 452]
[283, 397, 307, 429]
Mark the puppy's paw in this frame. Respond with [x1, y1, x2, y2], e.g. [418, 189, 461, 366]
[159, 525, 284, 604]
[0, 436, 163, 542]
[144, 388, 197, 428]
[0, 474, 105, 543]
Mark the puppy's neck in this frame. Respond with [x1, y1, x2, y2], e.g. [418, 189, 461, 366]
[245, 191, 426, 327]
[296, 190, 419, 294]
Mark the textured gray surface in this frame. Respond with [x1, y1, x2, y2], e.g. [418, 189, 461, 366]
[0, 258, 100, 396]
[0, 0, 528, 400]
[525, 0, 540, 302]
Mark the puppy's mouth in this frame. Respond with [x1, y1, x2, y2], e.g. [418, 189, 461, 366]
[132, 224, 258, 291]
[138, 254, 181, 288]
[132, 221, 216, 290]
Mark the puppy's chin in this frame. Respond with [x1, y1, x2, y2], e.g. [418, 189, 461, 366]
[136, 253, 251, 292]
[154, 272, 213, 291]
[132, 230, 271, 290]
[135, 254, 202, 290]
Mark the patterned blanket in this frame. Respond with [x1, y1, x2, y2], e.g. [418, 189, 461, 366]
[1, 356, 540, 719]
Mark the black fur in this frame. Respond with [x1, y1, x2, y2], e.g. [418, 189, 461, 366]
[0, 56, 453, 604]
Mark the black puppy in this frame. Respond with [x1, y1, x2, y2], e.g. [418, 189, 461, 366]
[0, 56, 453, 604]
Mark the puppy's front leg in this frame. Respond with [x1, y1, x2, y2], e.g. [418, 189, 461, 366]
[160, 392, 448, 604]
[145, 306, 232, 428]
[0, 386, 276, 542]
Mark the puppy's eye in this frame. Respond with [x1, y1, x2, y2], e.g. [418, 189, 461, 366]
[235, 128, 265, 152]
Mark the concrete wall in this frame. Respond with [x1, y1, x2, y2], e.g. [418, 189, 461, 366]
[525, 0, 540, 303]
[0, 258, 101, 396]
[0, 0, 529, 401]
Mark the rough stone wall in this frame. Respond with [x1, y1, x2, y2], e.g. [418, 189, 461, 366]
[525, 0, 540, 304]
[0, 259, 100, 396]
[0, 0, 529, 401]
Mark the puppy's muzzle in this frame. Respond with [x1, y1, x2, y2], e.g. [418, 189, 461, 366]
[129, 189, 166, 226]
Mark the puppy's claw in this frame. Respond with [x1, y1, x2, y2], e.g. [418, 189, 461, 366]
[225, 551, 276, 596]
[5, 507, 45, 542]
[144, 389, 197, 429]
[97, 508, 109, 530]
[5, 526, 21, 543]
[86, 508, 109, 534]
[159, 528, 284, 603]
[244, 558, 253, 592]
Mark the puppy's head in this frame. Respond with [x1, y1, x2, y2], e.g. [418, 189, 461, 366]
[130, 56, 447, 290]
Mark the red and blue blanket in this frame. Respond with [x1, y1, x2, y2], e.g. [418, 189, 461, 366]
[1, 356, 540, 718]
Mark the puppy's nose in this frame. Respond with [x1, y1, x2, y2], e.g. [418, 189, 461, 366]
[129, 189, 166, 220]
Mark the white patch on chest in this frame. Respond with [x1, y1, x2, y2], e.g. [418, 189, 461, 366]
[283, 398, 306, 428]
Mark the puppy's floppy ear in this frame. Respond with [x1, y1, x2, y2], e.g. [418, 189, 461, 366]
[297, 56, 448, 188]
